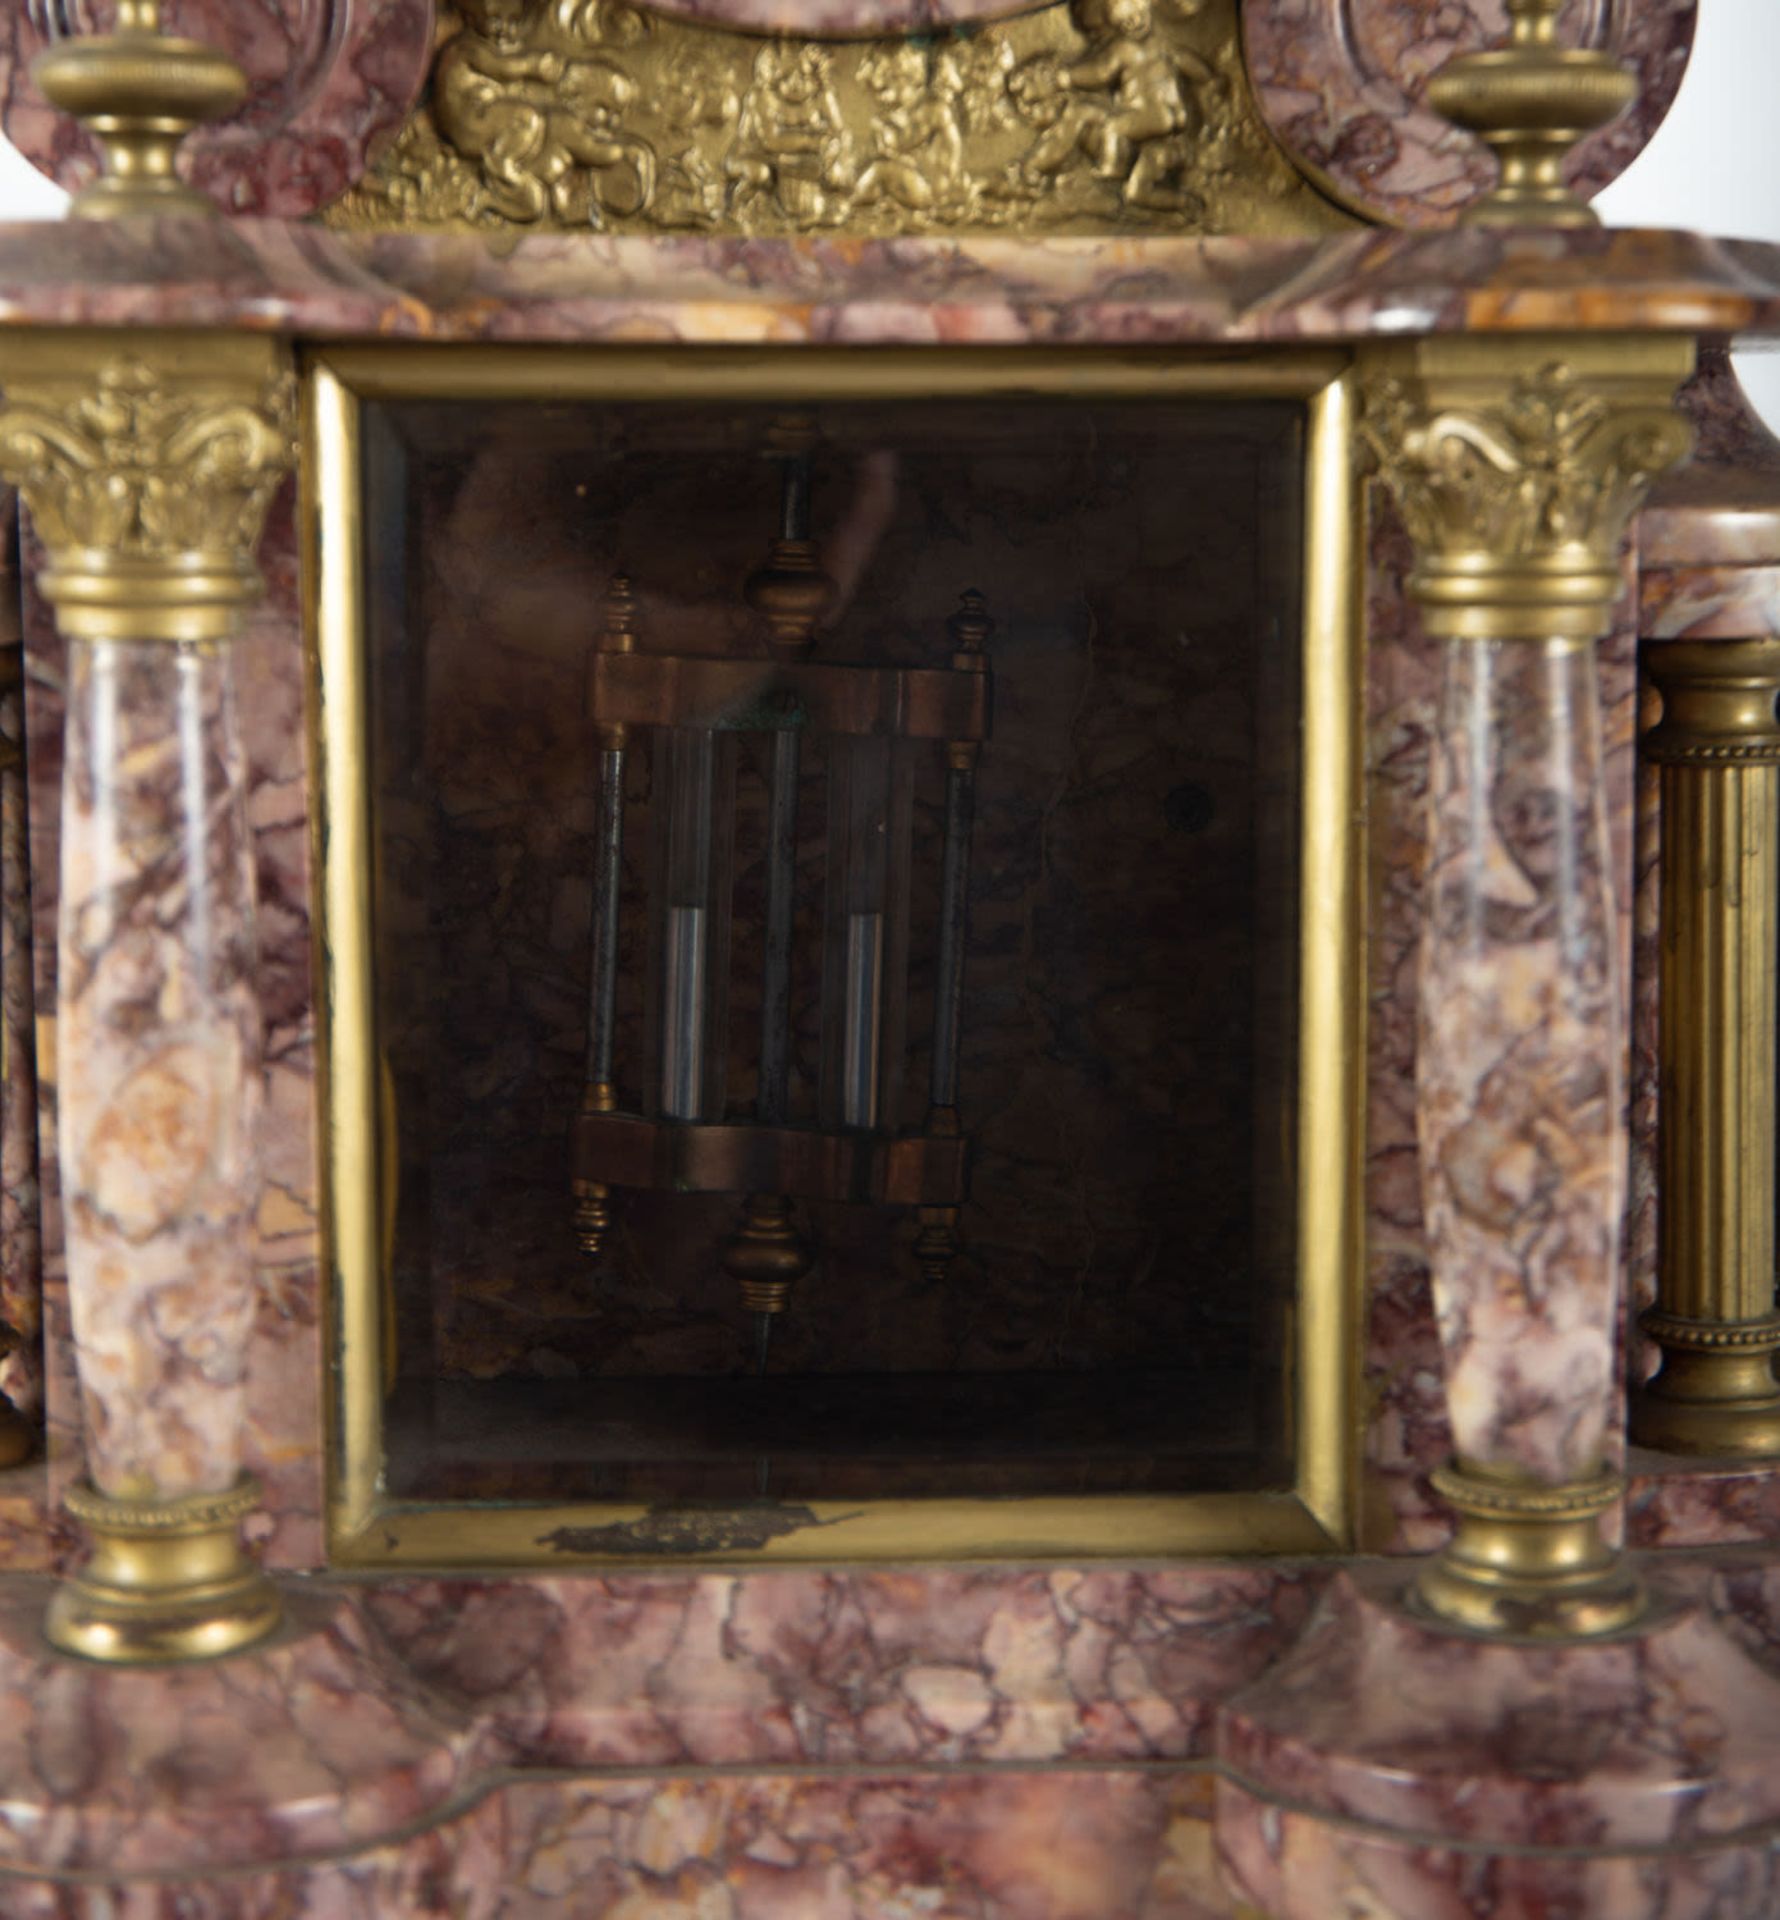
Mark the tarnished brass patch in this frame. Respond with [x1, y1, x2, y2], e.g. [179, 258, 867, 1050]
[328, 0, 1347, 236]
[540, 1503, 861, 1554]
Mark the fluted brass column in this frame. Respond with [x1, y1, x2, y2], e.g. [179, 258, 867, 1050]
[1632, 640, 1780, 1454]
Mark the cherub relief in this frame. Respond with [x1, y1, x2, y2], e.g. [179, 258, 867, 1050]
[343, 0, 1277, 234]
[851, 45, 968, 217]
[653, 43, 741, 228]
[434, 0, 656, 224]
[1012, 0, 1218, 212]
[726, 43, 851, 226]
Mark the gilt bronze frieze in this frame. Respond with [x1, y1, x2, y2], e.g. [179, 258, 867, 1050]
[329, 0, 1347, 236]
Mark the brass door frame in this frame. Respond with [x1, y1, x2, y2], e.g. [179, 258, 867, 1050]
[303, 343, 1367, 1568]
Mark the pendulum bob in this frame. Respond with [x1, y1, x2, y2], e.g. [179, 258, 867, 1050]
[721, 1193, 815, 1322]
[746, 544, 834, 663]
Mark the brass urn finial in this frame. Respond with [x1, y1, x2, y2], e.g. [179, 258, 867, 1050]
[1428, 0, 1636, 228]
[32, 0, 247, 220]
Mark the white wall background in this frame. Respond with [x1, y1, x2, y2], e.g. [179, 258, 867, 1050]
[0, 0, 1776, 413]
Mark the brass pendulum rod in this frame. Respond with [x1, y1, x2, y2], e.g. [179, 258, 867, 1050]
[758, 728, 800, 1129]
[727, 427, 830, 1370]
[1632, 640, 1780, 1455]
[1427, 0, 1636, 228]
[32, 0, 246, 221]
[916, 590, 991, 1284]
[575, 575, 637, 1257]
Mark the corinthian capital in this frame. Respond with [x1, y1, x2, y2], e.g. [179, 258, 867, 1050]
[1360, 337, 1694, 643]
[0, 335, 294, 643]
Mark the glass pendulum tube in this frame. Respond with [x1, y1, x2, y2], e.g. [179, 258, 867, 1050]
[826, 734, 892, 1132]
[658, 727, 718, 1122]
[757, 728, 800, 1129]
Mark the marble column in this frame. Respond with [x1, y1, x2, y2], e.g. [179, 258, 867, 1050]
[1361, 337, 1694, 1634]
[58, 639, 260, 1502]
[0, 337, 294, 1661]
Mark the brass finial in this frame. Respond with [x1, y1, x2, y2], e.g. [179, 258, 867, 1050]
[600, 573, 639, 654]
[746, 417, 833, 662]
[1428, 0, 1636, 228]
[575, 1080, 620, 1257]
[721, 1194, 813, 1318]
[32, 0, 247, 221]
[947, 588, 994, 664]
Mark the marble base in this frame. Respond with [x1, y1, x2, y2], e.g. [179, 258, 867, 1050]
[1215, 1778, 1780, 1920]
[0, 1557, 1768, 1914]
[0, 1583, 477, 1876]
[1218, 1564, 1780, 1920]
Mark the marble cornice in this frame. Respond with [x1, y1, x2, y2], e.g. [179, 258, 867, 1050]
[0, 224, 1778, 348]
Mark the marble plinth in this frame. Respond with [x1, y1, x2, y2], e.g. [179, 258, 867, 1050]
[0, 1557, 1765, 1914]
[1218, 1564, 1780, 1920]
[0, 1584, 476, 1876]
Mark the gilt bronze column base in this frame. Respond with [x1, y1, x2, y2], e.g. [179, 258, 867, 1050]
[1414, 1462, 1644, 1640]
[1633, 1312, 1780, 1459]
[46, 1476, 280, 1665]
